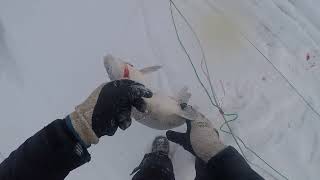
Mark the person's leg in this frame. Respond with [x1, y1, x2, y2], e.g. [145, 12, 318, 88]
[131, 136, 175, 180]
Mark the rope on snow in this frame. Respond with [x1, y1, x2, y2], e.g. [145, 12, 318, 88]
[168, 0, 289, 179]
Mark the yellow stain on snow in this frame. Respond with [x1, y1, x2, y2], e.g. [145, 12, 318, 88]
[199, 14, 243, 53]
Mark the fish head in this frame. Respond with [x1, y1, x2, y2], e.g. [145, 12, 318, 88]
[104, 54, 128, 81]
[104, 54, 148, 85]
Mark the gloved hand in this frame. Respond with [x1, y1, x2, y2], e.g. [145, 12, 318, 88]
[166, 109, 226, 162]
[67, 79, 152, 147]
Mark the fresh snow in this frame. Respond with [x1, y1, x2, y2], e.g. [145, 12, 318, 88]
[0, 0, 319, 179]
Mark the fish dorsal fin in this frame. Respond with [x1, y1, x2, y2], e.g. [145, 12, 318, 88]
[176, 86, 191, 104]
[140, 66, 162, 74]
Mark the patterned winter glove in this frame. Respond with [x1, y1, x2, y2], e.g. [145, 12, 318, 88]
[166, 108, 225, 162]
[66, 79, 153, 147]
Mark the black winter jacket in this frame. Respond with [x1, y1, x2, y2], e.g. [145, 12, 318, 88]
[0, 119, 263, 180]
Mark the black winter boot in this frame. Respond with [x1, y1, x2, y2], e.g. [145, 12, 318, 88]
[151, 136, 170, 155]
[131, 136, 175, 180]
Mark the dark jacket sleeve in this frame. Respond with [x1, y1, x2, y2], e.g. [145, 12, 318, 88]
[204, 146, 264, 180]
[0, 119, 91, 180]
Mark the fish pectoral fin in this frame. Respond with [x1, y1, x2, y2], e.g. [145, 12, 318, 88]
[174, 105, 198, 121]
[140, 66, 162, 74]
[175, 86, 191, 104]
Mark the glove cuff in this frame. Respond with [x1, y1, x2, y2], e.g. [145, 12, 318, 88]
[200, 141, 226, 163]
[68, 111, 99, 146]
[191, 123, 226, 163]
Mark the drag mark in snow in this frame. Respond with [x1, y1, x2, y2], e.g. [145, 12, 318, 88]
[139, 0, 167, 65]
[0, 19, 22, 84]
[219, 80, 226, 106]
[0, 151, 4, 161]
[220, 80, 226, 97]
[0, 19, 7, 75]
[309, 133, 319, 163]
[270, 0, 320, 57]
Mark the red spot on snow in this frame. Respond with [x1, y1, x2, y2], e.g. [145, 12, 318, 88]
[123, 64, 130, 78]
[306, 53, 310, 61]
[262, 76, 267, 81]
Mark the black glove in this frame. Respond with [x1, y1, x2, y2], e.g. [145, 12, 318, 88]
[92, 79, 152, 136]
[166, 111, 225, 162]
[68, 79, 152, 146]
[166, 121, 195, 155]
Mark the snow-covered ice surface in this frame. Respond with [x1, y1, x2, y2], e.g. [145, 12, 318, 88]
[1, 0, 320, 179]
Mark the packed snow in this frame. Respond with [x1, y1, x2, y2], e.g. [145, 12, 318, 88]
[1, 0, 320, 179]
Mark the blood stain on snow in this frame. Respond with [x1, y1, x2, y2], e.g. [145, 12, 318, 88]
[306, 53, 310, 61]
[262, 76, 267, 81]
